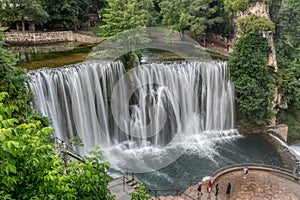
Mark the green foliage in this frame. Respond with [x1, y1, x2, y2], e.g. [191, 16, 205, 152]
[42, 0, 90, 29]
[224, 0, 272, 13]
[0, 93, 114, 199]
[159, 0, 223, 38]
[237, 14, 275, 34]
[277, 108, 300, 142]
[0, 35, 114, 199]
[69, 135, 84, 147]
[228, 31, 275, 127]
[274, 0, 300, 142]
[0, 0, 48, 27]
[0, 33, 32, 122]
[224, 0, 253, 13]
[131, 185, 151, 200]
[209, 0, 235, 38]
[99, 0, 157, 68]
[99, 0, 157, 37]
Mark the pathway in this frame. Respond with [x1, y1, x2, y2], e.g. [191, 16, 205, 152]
[109, 176, 137, 200]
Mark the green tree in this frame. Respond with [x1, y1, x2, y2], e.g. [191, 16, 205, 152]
[273, 0, 300, 141]
[0, 33, 32, 122]
[228, 31, 275, 127]
[100, 0, 157, 37]
[0, 34, 114, 199]
[209, 0, 234, 39]
[0, 92, 114, 199]
[159, 0, 223, 42]
[224, 0, 252, 13]
[237, 14, 275, 34]
[224, 0, 272, 13]
[131, 185, 151, 200]
[99, 0, 157, 68]
[42, 0, 90, 29]
[0, 0, 48, 31]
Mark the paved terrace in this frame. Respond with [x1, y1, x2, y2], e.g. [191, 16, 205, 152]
[153, 166, 300, 200]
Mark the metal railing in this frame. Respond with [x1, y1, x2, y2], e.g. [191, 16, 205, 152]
[50, 136, 84, 162]
[210, 163, 300, 181]
[145, 188, 180, 197]
[121, 163, 300, 199]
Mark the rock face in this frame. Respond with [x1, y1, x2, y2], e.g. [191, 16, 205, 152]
[234, 2, 271, 37]
[4, 31, 101, 44]
[233, 2, 288, 129]
[266, 124, 289, 142]
[234, 2, 277, 72]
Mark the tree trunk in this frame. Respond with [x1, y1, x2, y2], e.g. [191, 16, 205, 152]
[21, 19, 25, 32]
[29, 22, 35, 31]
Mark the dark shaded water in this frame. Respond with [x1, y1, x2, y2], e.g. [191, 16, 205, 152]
[133, 134, 283, 196]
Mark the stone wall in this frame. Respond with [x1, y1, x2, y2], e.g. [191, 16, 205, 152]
[4, 31, 101, 44]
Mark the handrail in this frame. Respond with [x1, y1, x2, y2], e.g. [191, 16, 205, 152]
[50, 136, 84, 161]
[121, 162, 300, 199]
[180, 191, 196, 200]
[211, 163, 298, 180]
[208, 163, 300, 186]
[145, 188, 181, 197]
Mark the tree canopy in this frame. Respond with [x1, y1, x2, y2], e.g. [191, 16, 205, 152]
[273, 0, 300, 141]
[41, 0, 90, 30]
[0, 0, 48, 31]
[99, 0, 157, 37]
[228, 31, 275, 127]
[159, 0, 223, 40]
[0, 33, 114, 199]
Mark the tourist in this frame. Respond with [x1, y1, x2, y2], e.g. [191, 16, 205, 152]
[197, 182, 202, 196]
[215, 183, 219, 197]
[61, 140, 66, 149]
[243, 166, 248, 175]
[243, 166, 248, 179]
[207, 180, 212, 193]
[226, 182, 231, 196]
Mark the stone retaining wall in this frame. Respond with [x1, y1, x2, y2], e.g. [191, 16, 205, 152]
[4, 31, 101, 44]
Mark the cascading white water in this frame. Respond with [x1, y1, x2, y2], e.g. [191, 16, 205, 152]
[29, 60, 239, 172]
[29, 61, 127, 148]
[269, 134, 300, 174]
[290, 145, 300, 161]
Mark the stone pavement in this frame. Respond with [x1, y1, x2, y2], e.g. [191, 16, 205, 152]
[109, 176, 136, 200]
[111, 166, 300, 200]
[179, 167, 300, 200]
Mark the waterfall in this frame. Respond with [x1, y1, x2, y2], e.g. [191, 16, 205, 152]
[29, 60, 239, 172]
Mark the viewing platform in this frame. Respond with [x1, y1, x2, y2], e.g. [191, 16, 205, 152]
[153, 165, 300, 200]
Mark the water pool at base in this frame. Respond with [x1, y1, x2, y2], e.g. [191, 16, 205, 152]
[127, 134, 283, 196]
